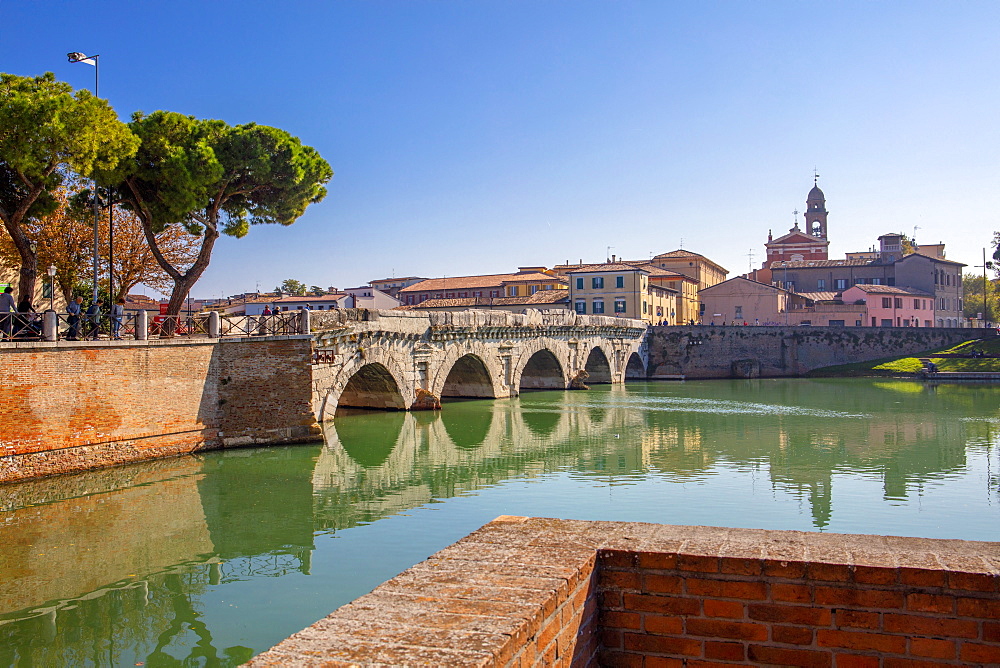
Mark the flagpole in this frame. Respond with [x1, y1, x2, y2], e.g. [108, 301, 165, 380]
[67, 52, 101, 306]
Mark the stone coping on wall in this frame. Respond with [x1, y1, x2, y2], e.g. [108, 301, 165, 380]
[0, 334, 313, 350]
[247, 517, 1000, 667]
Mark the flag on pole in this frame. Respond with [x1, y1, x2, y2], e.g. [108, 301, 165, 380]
[67, 52, 97, 66]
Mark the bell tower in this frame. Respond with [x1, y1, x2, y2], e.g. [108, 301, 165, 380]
[804, 171, 828, 239]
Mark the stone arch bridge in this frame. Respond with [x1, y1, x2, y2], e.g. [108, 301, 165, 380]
[309, 309, 648, 420]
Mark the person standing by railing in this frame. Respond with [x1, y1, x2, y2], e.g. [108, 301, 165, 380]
[66, 296, 83, 340]
[0, 286, 15, 340]
[86, 299, 103, 340]
[16, 296, 40, 338]
[111, 298, 125, 340]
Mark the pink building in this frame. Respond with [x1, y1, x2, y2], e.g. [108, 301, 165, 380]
[841, 285, 935, 327]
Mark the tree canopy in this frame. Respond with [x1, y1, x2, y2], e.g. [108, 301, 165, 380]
[105, 111, 332, 314]
[0, 72, 137, 301]
[276, 279, 308, 296]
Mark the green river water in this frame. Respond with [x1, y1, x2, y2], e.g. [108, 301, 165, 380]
[1, 378, 998, 666]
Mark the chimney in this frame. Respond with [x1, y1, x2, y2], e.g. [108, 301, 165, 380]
[611, 254, 617, 263]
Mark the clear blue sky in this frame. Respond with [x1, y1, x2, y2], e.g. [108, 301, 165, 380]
[4, 1, 997, 298]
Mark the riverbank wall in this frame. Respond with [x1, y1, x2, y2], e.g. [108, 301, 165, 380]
[0, 337, 319, 483]
[647, 326, 984, 379]
[249, 516, 1000, 667]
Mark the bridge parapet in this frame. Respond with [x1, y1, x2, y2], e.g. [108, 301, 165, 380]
[310, 308, 646, 344]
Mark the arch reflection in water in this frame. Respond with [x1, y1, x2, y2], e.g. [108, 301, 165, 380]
[317, 380, 999, 534]
[2, 379, 997, 666]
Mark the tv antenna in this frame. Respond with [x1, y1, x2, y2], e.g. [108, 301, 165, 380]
[746, 248, 755, 272]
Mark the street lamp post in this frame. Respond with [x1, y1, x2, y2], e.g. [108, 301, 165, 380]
[67, 52, 100, 306]
[47, 265, 56, 312]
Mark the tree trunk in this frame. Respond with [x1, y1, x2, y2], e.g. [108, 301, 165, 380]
[164, 226, 219, 316]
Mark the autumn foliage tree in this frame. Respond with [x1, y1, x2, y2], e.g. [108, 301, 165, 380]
[102, 111, 332, 315]
[0, 179, 201, 304]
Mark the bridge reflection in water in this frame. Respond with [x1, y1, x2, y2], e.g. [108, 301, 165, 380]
[1, 379, 997, 665]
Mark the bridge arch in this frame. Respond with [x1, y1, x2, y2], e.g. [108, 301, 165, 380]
[315, 346, 413, 420]
[625, 352, 646, 380]
[514, 343, 568, 391]
[584, 346, 613, 384]
[337, 362, 407, 412]
[432, 349, 502, 400]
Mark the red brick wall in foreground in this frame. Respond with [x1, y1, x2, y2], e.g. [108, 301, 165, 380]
[0, 337, 319, 482]
[248, 518, 1000, 667]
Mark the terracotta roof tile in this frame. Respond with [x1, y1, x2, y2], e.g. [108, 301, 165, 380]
[399, 272, 558, 292]
[772, 258, 876, 268]
[567, 263, 649, 274]
[407, 290, 569, 309]
[847, 284, 933, 297]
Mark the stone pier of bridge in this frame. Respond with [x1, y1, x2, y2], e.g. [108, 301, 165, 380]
[309, 309, 648, 420]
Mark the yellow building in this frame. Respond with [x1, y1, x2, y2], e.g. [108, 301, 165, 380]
[649, 250, 729, 291]
[555, 250, 726, 325]
[632, 264, 700, 325]
[567, 263, 677, 325]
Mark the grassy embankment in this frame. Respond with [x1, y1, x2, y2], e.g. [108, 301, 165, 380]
[808, 336, 1000, 377]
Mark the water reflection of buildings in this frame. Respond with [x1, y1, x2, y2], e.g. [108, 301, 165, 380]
[0, 447, 318, 667]
[317, 380, 996, 532]
[0, 379, 995, 664]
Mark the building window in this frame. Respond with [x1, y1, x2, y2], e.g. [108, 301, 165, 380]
[530, 285, 538, 294]
[642, 301, 647, 314]
[894, 298, 902, 308]
[490, 290, 500, 298]
[592, 300, 605, 314]
[817, 279, 825, 290]
[616, 276, 624, 288]
[854, 277, 865, 285]
[914, 299, 920, 309]
[575, 300, 586, 314]
[882, 297, 892, 308]
[871, 278, 881, 285]
[835, 279, 847, 290]
[592, 277, 604, 289]
[576, 277, 584, 289]
[614, 299, 626, 313]
[735, 306, 743, 319]
[508, 286, 518, 297]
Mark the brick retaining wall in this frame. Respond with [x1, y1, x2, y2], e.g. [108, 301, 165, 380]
[247, 517, 1000, 667]
[0, 337, 320, 483]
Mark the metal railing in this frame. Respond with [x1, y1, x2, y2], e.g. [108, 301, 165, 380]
[218, 313, 301, 337]
[54, 311, 140, 341]
[1, 310, 304, 342]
